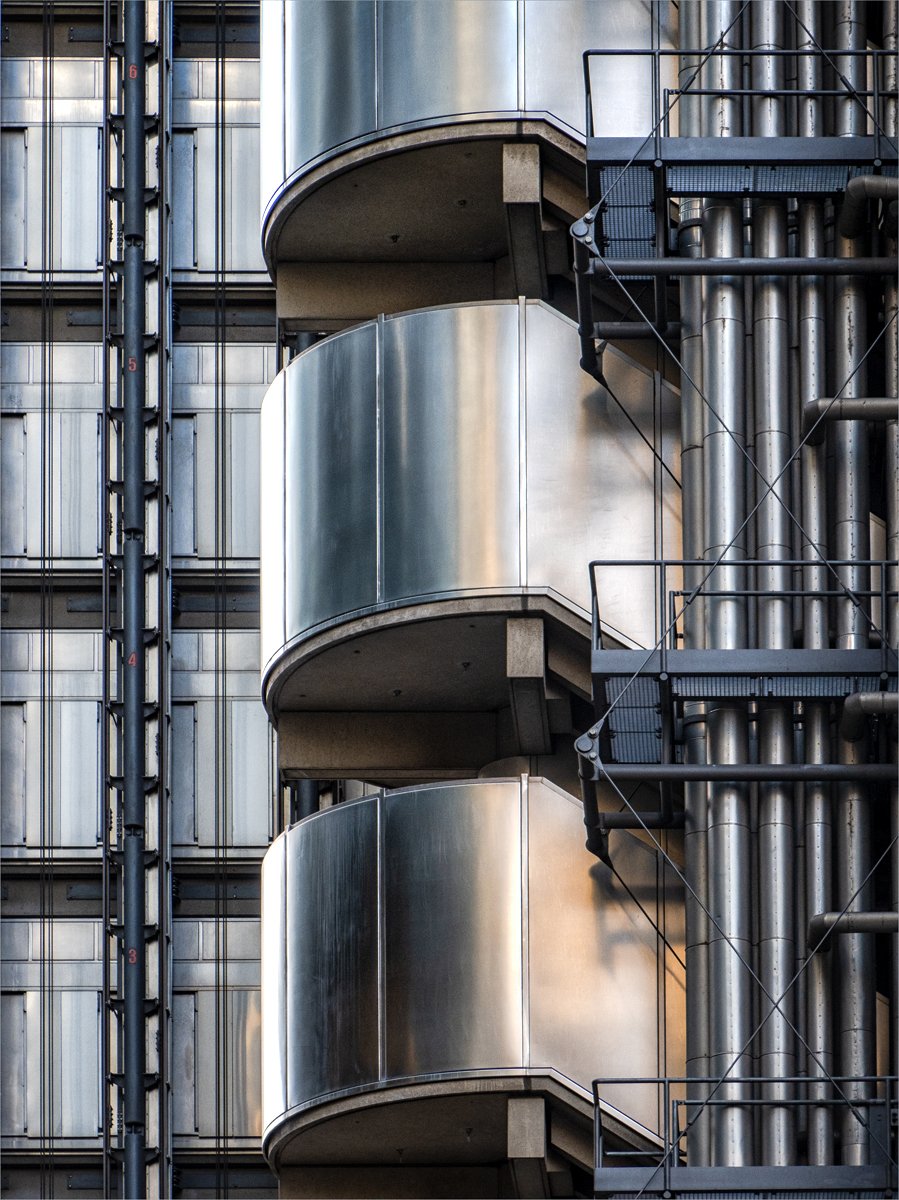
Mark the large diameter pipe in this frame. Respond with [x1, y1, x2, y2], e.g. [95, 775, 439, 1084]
[838, 176, 899, 240]
[797, 2, 834, 1164]
[679, 5, 709, 1162]
[701, 3, 752, 1166]
[833, 2, 875, 1166]
[752, 3, 796, 1163]
[840, 691, 899, 741]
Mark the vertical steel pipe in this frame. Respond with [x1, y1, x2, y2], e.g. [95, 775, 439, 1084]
[679, 0, 710, 1167]
[796, 1, 835, 1164]
[123, 3, 148, 1196]
[700, 0, 753, 1167]
[750, 1, 796, 1166]
[832, 0, 875, 1166]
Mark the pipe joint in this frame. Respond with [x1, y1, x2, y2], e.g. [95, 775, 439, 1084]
[838, 176, 899, 239]
[840, 691, 899, 741]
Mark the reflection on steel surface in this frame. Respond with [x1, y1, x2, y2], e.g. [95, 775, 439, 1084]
[260, 1, 677, 218]
[259, 300, 681, 678]
[261, 777, 685, 1148]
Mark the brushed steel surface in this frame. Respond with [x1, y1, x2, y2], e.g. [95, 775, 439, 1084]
[261, 2, 676, 223]
[283, 801, 379, 1110]
[378, 1, 517, 130]
[381, 305, 520, 600]
[283, 0, 375, 183]
[261, 778, 684, 1145]
[261, 302, 680, 687]
[383, 782, 523, 1076]
[283, 323, 378, 644]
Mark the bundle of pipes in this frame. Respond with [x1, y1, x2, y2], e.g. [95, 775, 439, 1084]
[678, 0, 898, 1170]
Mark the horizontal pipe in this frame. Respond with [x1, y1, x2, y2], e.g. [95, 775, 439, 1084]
[838, 176, 899, 239]
[593, 321, 682, 339]
[803, 397, 898, 444]
[840, 691, 899, 741]
[583, 255, 897, 278]
[808, 911, 899, 948]
[585, 762, 895, 782]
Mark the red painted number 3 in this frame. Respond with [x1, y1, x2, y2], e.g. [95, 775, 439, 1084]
[128, 64, 138, 79]
[128, 947, 138, 964]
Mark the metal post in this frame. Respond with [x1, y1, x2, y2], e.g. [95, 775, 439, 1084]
[123, 3, 149, 1195]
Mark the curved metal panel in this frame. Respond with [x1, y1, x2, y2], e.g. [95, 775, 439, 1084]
[383, 782, 523, 1075]
[524, 303, 681, 643]
[527, 779, 685, 1132]
[261, 833, 287, 1129]
[283, 325, 378, 645]
[381, 305, 521, 601]
[283, 0, 376, 180]
[259, 1, 286, 227]
[259, 373, 286, 672]
[283, 802, 379, 1114]
[378, 0, 517, 130]
[261, 777, 684, 1153]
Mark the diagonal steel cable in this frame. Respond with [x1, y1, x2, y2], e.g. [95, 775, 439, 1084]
[626, 833, 899, 1197]
[591, 256, 898, 651]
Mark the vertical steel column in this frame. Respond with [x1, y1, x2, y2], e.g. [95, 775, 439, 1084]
[700, 0, 753, 1166]
[678, 0, 710, 1166]
[750, 0, 796, 1166]
[796, 0, 835, 1164]
[832, 0, 875, 1165]
[122, 3, 150, 1195]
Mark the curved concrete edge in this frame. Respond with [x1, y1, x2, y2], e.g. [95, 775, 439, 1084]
[261, 115, 585, 275]
[261, 590, 591, 721]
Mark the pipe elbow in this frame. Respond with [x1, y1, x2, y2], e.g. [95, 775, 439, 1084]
[838, 176, 899, 239]
[840, 691, 899, 742]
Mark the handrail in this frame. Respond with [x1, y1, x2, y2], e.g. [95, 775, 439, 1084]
[587, 557, 897, 654]
[582, 47, 899, 153]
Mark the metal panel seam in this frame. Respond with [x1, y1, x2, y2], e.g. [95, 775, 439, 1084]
[519, 297, 528, 586]
[376, 790, 386, 1083]
[521, 773, 530, 1070]
[376, 315, 383, 605]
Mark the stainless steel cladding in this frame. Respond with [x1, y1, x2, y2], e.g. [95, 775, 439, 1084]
[1, 58, 104, 281]
[261, 777, 685, 1160]
[260, 300, 681, 685]
[259, 0, 676, 251]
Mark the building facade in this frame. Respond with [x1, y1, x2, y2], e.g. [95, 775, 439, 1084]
[1, 2, 896, 1198]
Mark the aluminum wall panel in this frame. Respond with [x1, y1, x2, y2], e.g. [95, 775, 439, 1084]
[283, 0, 375, 178]
[383, 783, 523, 1076]
[170, 633, 272, 852]
[259, 0, 286, 223]
[0, 130, 27, 268]
[1, 705, 27, 846]
[283, 802, 379, 1112]
[172, 992, 198, 1135]
[378, 0, 517, 129]
[381, 305, 521, 600]
[172, 415, 197, 556]
[283, 326, 378, 642]
[228, 411, 260, 557]
[1, 416, 27, 554]
[0, 994, 27, 1136]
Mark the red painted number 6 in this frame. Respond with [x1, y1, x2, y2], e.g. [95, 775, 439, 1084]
[129, 64, 138, 79]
